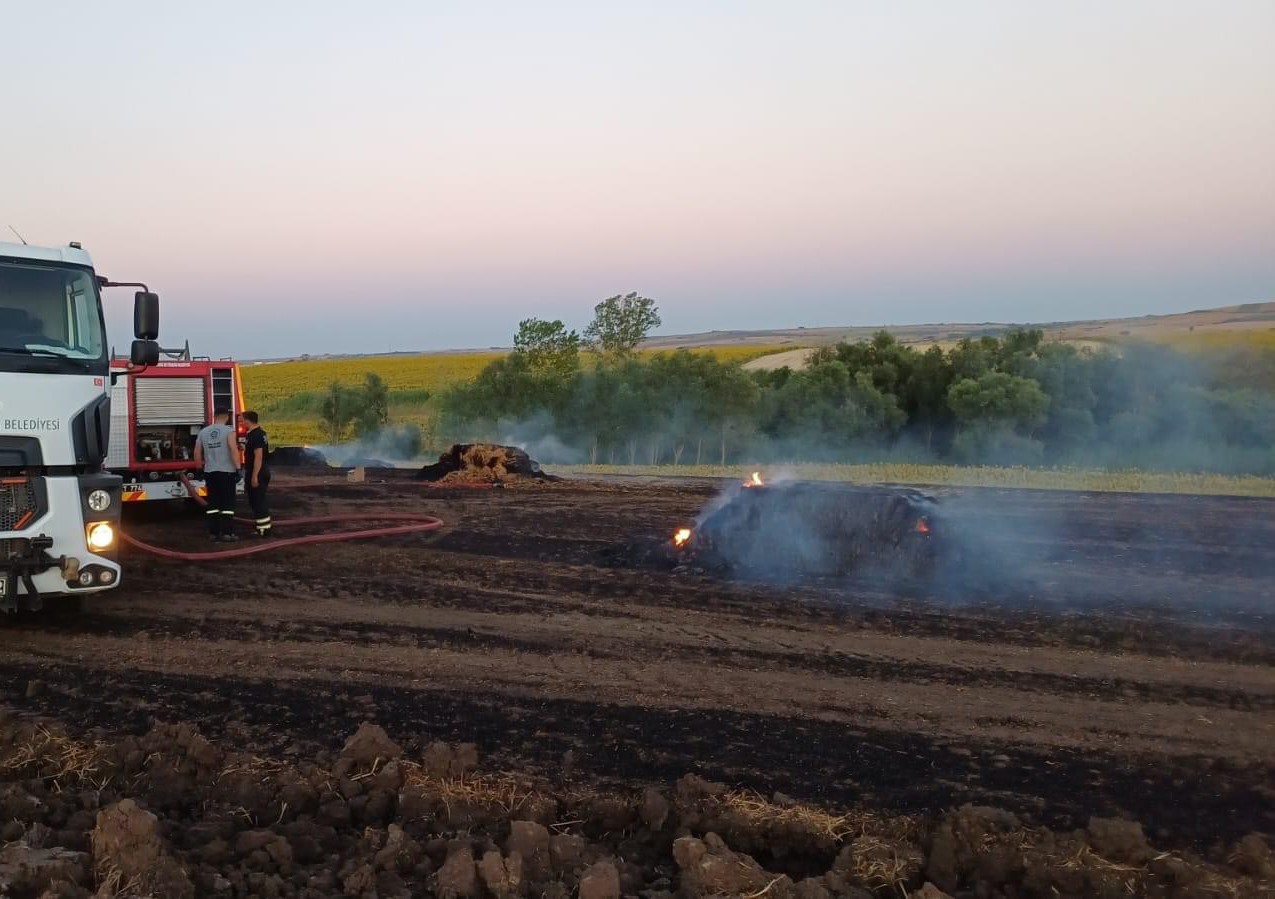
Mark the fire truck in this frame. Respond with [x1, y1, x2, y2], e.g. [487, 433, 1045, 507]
[105, 343, 247, 503]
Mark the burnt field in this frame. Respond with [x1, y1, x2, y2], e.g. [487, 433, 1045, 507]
[1, 473, 1273, 897]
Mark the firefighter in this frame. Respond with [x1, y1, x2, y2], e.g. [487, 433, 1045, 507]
[193, 407, 242, 541]
[241, 410, 272, 537]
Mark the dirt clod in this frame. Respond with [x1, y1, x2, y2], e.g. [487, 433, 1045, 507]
[374, 824, 421, 874]
[550, 834, 588, 876]
[642, 788, 671, 831]
[342, 862, 376, 895]
[91, 799, 193, 898]
[578, 859, 622, 899]
[925, 804, 1019, 891]
[436, 844, 478, 898]
[673, 832, 791, 898]
[1087, 816, 1153, 864]
[676, 775, 729, 803]
[421, 740, 480, 778]
[506, 821, 551, 883]
[341, 722, 403, 767]
[478, 849, 524, 898]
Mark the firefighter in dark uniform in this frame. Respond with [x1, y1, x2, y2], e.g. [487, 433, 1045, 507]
[241, 411, 272, 537]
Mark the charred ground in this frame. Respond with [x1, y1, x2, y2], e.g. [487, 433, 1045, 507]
[1, 473, 1272, 895]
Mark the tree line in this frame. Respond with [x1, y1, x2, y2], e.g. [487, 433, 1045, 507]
[432, 293, 1275, 473]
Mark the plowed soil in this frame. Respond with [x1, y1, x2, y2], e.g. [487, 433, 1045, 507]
[2, 472, 1273, 896]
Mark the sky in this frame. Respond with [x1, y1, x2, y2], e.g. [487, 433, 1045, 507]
[2, 1, 1273, 359]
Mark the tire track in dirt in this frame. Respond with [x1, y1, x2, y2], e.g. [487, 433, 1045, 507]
[19, 610, 1274, 712]
[7, 624, 1271, 764]
[120, 545, 1275, 666]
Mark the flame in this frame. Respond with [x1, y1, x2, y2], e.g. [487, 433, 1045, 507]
[673, 528, 692, 547]
[915, 517, 930, 535]
[745, 471, 764, 488]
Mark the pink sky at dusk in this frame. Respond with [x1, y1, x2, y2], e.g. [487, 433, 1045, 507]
[2, 1, 1272, 358]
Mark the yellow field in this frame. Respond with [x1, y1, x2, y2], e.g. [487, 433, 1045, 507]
[667, 345, 790, 364]
[239, 352, 506, 407]
[556, 463, 1275, 498]
[1149, 329, 1275, 353]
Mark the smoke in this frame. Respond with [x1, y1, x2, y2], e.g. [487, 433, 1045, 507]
[440, 340, 1275, 475]
[498, 427, 587, 467]
[308, 424, 425, 468]
[670, 470, 1272, 624]
[680, 480, 947, 590]
[675, 478, 1054, 608]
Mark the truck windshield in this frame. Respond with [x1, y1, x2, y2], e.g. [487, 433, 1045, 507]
[0, 259, 106, 372]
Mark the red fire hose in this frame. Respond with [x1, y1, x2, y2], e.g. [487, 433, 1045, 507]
[119, 475, 445, 561]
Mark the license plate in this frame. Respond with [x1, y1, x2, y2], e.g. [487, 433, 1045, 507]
[0, 573, 10, 600]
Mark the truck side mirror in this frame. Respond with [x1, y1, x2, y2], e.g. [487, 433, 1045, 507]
[130, 339, 160, 367]
[134, 291, 159, 340]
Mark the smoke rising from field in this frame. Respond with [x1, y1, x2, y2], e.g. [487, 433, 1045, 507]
[672, 462, 1275, 623]
[442, 339, 1275, 476]
[308, 424, 427, 468]
[672, 475, 1052, 601]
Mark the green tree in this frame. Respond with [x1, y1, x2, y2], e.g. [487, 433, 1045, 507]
[948, 354, 1050, 465]
[948, 336, 1001, 380]
[908, 345, 955, 451]
[584, 292, 662, 356]
[948, 371, 1050, 432]
[354, 372, 390, 437]
[568, 364, 624, 463]
[513, 318, 581, 380]
[1027, 343, 1097, 457]
[441, 352, 542, 425]
[319, 382, 360, 442]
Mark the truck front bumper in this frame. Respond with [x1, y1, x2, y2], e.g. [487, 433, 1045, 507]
[1, 474, 122, 610]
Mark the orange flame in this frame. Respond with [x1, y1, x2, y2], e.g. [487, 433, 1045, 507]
[744, 471, 764, 488]
[673, 528, 692, 547]
[915, 517, 930, 535]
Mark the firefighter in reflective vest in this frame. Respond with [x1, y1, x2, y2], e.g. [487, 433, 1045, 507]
[241, 411, 272, 537]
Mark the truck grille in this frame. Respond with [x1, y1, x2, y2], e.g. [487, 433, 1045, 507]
[1, 480, 39, 531]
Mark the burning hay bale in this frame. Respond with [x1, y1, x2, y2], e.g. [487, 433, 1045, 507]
[675, 476, 944, 580]
[416, 444, 559, 485]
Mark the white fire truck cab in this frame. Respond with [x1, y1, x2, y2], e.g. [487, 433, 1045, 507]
[1, 240, 161, 610]
[106, 344, 246, 503]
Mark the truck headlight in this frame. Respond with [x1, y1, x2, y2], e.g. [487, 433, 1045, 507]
[87, 489, 112, 512]
[87, 522, 116, 551]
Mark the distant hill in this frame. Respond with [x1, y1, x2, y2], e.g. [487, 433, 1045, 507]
[647, 301, 1275, 352]
[246, 301, 1273, 363]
